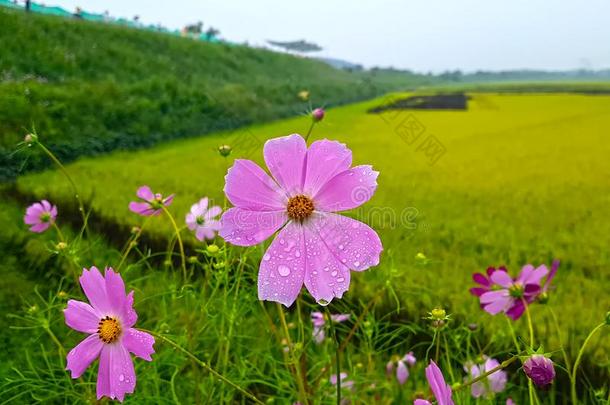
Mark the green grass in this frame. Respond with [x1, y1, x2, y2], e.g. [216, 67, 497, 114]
[15, 91, 610, 354]
[3, 90, 610, 403]
[0, 7, 436, 180]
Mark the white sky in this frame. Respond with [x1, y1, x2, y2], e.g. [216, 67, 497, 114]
[33, 0, 610, 72]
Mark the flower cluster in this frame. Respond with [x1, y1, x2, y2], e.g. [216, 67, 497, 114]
[311, 311, 350, 344]
[470, 260, 559, 320]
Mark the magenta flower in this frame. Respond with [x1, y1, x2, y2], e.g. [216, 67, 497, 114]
[330, 372, 354, 390]
[464, 357, 507, 398]
[387, 352, 416, 385]
[128, 185, 174, 216]
[24, 200, 57, 233]
[64, 267, 155, 402]
[311, 311, 350, 343]
[523, 354, 555, 387]
[414, 361, 454, 405]
[185, 197, 222, 241]
[479, 264, 549, 320]
[312, 107, 325, 122]
[220, 134, 383, 306]
[540, 259, 560, 295]
[469, 266, 507, 297]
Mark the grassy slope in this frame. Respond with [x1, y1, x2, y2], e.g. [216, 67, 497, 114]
[0, 7, 432, 179]
[16, 92, 610, 359]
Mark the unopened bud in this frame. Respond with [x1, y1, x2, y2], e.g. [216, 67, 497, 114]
[523, 355, 556, 387]
[312, 108, 325, 122]
[56, 241, 68, 251]
[206, 244, 219, 254]
[58, 291, 68, 299]
[218, 144, 232, 157]
[431, 308, 446, 320]
[131, 226, 140, 235]
[188, 256, 198, 264]
[24, 133, 38, 144]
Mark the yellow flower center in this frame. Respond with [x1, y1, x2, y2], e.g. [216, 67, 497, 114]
[98, 316, 121, 344]
[286, 195, 314, 221]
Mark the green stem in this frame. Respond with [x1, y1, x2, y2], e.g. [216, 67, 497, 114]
[505, 317, 521, 352]
[144, 330, 264, 404]
[277, 304, 309, 405]
[571, 323, 605, 404]
[523, 298, 535, 347]
[547, 306, 572, 376]
[456, 355, 520, 391]
[116, 218, 149, 272]
[37, 142, 89, 234]
[51, 222, 65, 242]
[304, 121, 316, 143]
[161, 205, 187, 280]
[325, 307, 341, 405]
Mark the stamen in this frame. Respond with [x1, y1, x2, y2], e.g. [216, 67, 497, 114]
[97, 316, 122, 344]
[287, 195, 314, 221]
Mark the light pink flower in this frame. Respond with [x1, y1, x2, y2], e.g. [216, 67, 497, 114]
[128, 185, 174, 216]
[64, 267, 155, 402]
[479, 264, 549, 320]
[185, 197, 222, 241]
[464, 357, 507, 398]
[330, 372, 354, 390]
[387, 352, 416, 385]
[311, 311, 350, 343]
[220, 134, 382, 307]
[24, 200, 57, 233]
[414, 361, 454, 405]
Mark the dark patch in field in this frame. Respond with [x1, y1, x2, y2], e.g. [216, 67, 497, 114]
[368, 93, 468, 113]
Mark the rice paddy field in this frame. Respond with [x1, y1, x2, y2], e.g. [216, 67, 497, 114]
[3, 89, 609, 403]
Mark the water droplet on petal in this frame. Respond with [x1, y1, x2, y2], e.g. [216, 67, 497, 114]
[331, 270, 338, 277]
[277, 265, 291, 277]
[337, 277, 345, 283]
[318, 299, 329, 306]
[263, 253, 271, 261]
[119, 374, 125, 382]
[353, 261, 360, 267]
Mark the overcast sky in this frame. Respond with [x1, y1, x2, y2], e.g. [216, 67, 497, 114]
[39, 0, 610, 72]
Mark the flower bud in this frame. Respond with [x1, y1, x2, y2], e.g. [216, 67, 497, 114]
[297, 90, 309, 101]
[58, 291, 68, 299]
[218, 144, 232, 157]
[188, 256, 198, 264]
[131, 226, 140, 235]
[206, 244, 219, 254]
[537, 292, 549, 304]
[523, 354, 555, 387]
[431, 308, 446, 320]
[312, 108, 325, 122]
[24, 133, 38, 145]
[55, 241, 68, 251]
[468, 323, 478, 331]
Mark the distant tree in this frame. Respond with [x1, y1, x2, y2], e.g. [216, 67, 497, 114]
[25, 0, 31, 12]
[267, 39, 323, 53]
[205, 27, 220, 41]
[183, 21, 203, 35]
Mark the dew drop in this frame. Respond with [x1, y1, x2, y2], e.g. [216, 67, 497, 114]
[338, 245, 344, 250]
[337, 277, 345, 283]
[263, 253, 271, 261]
[331, 270, 338, 277]
[295, 250, 301, 258]
[318, 299, 329, 306]
[119, 374, 125, 382]
[353, 261, 360, 267]
[277, 265, 291, 277]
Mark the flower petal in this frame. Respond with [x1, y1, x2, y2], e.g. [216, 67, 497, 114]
[225, 159, 287, 210]
[220, 207, 287, 246]
[205, 206, 222, 220]
[314, 165, 378, 212]
[66, 334, 103, 378]
[310, 212, 382, 272]
[64, 299, 101, 333]
[104, 268, 127, 315]
[122, 291, 138, 328]
[263, 134, 307, 196]
[193, 198, 208, 216]
[303, 139, 352, 196]
[29, 222, 50, 233]
[80, 267, 111, 313]
[302, 223, 351, 304]
[480, 290, 511, 315]
[396, 360, 409, 385]
[97, 343, 136, 402]
[136, 186, 154, 201]
[122, 328, 155, 361]
[490, 270, 513, 288]
[518, 264, 549, 286]
[257, 221, 305, 307]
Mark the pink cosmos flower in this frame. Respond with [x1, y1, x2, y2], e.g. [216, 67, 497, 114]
[414, 361, 454, 405]
[24, 200, 57, 233]
[329, 372, 354, 390]
[220, 134, 383, 307]
[523, 354, 556, 387]
[128, 185, 174, 216]
[478, 264, 549, 320]
[185, 197, 222, 241]
[386, 352, 416, 385]
[469, 266, 508, 298]
[311, 311, 350, 343]
[64, 267, 155, 402]
[464, 357, 507, 398]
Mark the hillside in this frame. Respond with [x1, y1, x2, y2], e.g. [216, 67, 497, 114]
[0, 7, 434, 180]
